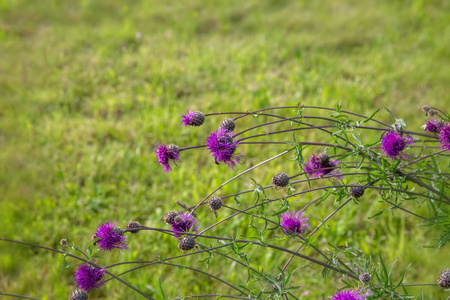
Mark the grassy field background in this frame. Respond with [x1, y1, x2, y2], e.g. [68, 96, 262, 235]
[1, 0, 449, 299]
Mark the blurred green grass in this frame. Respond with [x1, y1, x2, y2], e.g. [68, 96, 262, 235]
[0, 0, 448, 299]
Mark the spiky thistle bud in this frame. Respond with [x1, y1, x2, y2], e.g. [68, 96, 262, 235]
[125, 221, 141, 234]
[164, 211, 179, 225]
[272, 172, 289, 188]
[69, 289, 88, 300]
[220, 118, 236, 132]
[60, 238, 68, 247]
[178, 236, 196, 251]
[422, 105, 430, 113]
[359, 272, 371, 283]
[427, 110, 438, 116]
[208, 196, 223, 211]
[349, 184, 365, 199]
[438, 269, 450, 289]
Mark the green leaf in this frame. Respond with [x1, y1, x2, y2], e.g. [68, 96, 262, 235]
[158, 277, 168, 300]
[62, 254, 70, 268]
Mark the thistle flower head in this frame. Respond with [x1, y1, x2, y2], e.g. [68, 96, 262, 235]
[380, 131, 413, 159]
[280, 211, 309, 236]
[304, 153, 340, 178]
[421, 119, 444, 133]
[330, 289, 364, 300]
[170, 213, 199, 237]
[182, 110, 205, 127]
[438, 124, 450, 152]
[74, 262, 105, 291]
[156, 143, 180, 172]
[332, 287, 372, 300]
[206, 128, 243, 168]
[95, 221, 128, 251]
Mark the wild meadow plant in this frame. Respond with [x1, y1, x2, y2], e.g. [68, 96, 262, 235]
[2, 104, 449, 299]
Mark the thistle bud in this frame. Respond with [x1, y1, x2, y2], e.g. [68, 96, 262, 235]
[178, 236, 196, 251]
[272, 172, 289, 188]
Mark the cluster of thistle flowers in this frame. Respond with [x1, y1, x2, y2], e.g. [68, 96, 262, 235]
[152, 107, 450, 298]
[64, 221, 141, 300]
[65, 105, 449, 299]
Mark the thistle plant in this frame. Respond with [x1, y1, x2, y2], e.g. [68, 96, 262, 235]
[2, 104, 449, 299]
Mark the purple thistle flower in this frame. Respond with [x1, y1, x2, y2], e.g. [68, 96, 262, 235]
[304, 153, 340, 178]
[74, 262, 105, 291]
[280, 211, 309, 236]
[380, 131, 414, 159]
[156, 143, 180, 172]
[171, 213, 199, 237]
[330, 289, 364, 300]
[438, 123, 450, 152]
[95, 221, 128, 251]
[331, 287, 371, 300]
[421, 119, 444, 133]
[206, 128, 243, 168]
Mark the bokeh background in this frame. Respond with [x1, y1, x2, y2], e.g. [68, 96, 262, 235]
[1, 0, 448, 299]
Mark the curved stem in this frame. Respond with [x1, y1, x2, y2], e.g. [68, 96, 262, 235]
[171, 295, 254, 300]
[0, 292, 41, 300]
[0, 238, 154, 300]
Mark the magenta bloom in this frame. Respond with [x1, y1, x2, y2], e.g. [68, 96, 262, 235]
[156, 144, 180, 172]
[74, 262, 105, 291]
[206, 128, 243, 168]
[95, 221, 127, 251]
[331, 290, 364, 300]
[304, 153, 340, 178]
[331, 287, 371, 300]
[171, 213, 199, 237]
[438, 124, 450, 152]
[280, 211, 309, 236]
[381, 131, 413, 159]
[421, 119, 444, 133]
